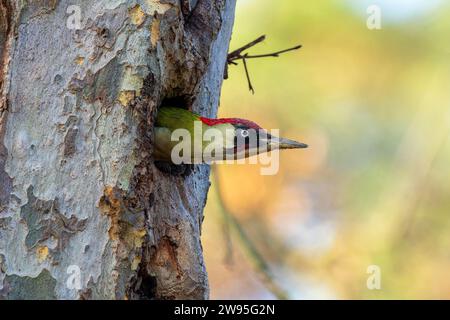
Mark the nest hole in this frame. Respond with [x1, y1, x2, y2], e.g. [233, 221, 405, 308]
[159, 95, 192, 111]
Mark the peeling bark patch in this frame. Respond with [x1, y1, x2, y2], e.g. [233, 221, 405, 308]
[98, 185, 148, 297]
[20, 186, 88, 250]
[63, 127, 78, 157]
[0, 269, 57, 300]
[118, 90, 136, 107]
[74, 56, 84, 66]
[99, 186, 147, 246]
[69, 58, 122, 105]
[129, 5, 146, 26]
[36, 246, 49, 263]
[131, 255, 142, 271]
[19, 0, 59, 22]
[85, 6, 128, 62]
[99, 186, 123, 241]
[145, 0, 173, 15]
[150, 16, 160, 48]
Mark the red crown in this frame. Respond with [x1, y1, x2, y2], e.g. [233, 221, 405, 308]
[199, 117, 262, 129]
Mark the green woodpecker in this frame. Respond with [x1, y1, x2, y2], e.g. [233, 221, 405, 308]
[154, 107, 308, 163]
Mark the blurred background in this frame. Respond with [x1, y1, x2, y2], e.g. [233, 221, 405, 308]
[202, 0, 450, 299]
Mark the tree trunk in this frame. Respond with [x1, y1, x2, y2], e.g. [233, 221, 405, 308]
[0, 0, 236, 300]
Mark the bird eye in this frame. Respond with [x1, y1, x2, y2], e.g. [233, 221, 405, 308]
[240, 130, 249, 138]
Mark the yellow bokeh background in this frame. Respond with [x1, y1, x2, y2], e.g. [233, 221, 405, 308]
[203, 0, 450, 299]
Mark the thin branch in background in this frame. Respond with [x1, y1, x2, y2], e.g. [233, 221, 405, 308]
[397, 127, 450, 243]
[220, 204, 234, 266]
[245, 45, 303, 59]
[242, 57, 254, 94]
[225, 35, 302, 94]
[227, 35, 267, 61]
[212, 166, 289, 300]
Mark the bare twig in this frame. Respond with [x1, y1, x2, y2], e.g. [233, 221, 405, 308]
[245, 45, 303, 59]
[221, 214, 234, 265]
[212, 166, 289, 299]
[227, 35, 267, 61]
[242, 57, 254, 94]
[225, 35, 302, 94]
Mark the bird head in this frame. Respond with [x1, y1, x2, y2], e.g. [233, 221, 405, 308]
[199, 116, 308, 160]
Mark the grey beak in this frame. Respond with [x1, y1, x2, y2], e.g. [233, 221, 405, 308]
[269, 136, 308, 150]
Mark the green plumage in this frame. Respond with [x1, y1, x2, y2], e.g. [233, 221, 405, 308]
[154, 107, 207, 162]
[155, 107, 201, 134]
[154, 107, 235, 162]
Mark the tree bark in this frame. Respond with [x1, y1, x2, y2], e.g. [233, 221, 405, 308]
[0, 0, 236, 299]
